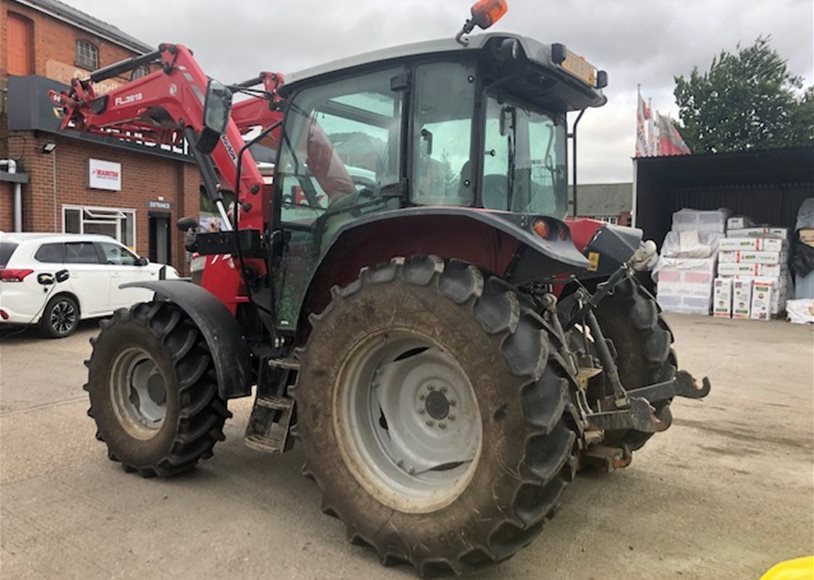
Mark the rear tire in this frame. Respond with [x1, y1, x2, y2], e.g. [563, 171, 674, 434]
[39, 294, 79, 338]
[293, 256, 577, 575]
[594, 276, 676, 450]
[85, 301, 231, 477]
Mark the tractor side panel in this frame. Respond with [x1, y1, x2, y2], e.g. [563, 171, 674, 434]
[299, 215, 520, 335]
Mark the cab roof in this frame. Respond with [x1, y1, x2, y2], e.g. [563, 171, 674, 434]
[282, 32, 607, 111]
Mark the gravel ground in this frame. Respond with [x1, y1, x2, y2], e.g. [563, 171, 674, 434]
[1, 314, 812, 579]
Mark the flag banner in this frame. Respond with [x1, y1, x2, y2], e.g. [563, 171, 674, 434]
[635, 93, 651, 157]
[656, 113, 691, 156]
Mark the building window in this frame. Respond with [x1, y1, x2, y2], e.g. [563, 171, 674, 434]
[76, 40, 98, 70]
[131, 65, 150, 80]
[63, 206, 136, 249]
[7, 13, 34, 76]
[595, 216, 619, 225]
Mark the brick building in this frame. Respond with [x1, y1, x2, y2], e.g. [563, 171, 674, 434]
[1, 0, 199, 271]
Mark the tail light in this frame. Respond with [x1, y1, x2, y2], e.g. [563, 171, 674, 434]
[0, 269, 34, 282]
[0, 309, 8, 320]
[532, 219, 550, 240]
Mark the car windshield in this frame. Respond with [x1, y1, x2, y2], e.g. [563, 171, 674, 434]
[0, 242, 18, 267]
[482, 94, 568, 217]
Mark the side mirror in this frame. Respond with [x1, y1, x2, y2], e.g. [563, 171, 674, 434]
[176, 216, 200, 231]
[135, 256, 149, 267]
[420, 128, 434, 156]
[197, 79, 233, 154]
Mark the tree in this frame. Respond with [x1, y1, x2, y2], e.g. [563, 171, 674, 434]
[674, 36, 814, 153]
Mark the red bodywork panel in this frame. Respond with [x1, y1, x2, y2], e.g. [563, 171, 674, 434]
[564, 217, 604, 253]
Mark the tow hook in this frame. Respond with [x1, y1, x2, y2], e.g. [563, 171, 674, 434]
[584, 371, 711, 434]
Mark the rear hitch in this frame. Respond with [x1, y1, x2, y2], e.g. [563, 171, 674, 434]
[585, 396, 671, 433]
[625, 370, 712, 404]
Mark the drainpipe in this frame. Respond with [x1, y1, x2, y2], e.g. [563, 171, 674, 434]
[0, 160, 22, 232]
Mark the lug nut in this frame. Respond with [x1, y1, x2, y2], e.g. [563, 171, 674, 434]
[449, 414, 456, 421]
[427, 384, 435, 391]
[419, 393, 425, 401]
[439, 386, 447, 394]
[418, 408, 426, 415]
[425, 419, 434, 427]
[439, 422, 447, 429]
[449, 400, 457, 407]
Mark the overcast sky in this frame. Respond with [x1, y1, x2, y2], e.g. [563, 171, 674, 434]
[67, 0, 813, 183]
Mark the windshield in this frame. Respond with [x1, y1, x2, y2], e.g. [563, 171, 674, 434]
[482, 94, 568, 217]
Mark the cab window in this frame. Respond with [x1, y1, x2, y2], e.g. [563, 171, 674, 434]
[277, 67, 404, 227]
[99, 242, 138, 266]
[411, 61, 476, 206]
[482, 94, 568, 216]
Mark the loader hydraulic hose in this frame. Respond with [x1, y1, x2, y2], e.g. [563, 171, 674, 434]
[89, 48, 164, 83]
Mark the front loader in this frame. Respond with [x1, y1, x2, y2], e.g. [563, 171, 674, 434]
[51, 0, 710, 575]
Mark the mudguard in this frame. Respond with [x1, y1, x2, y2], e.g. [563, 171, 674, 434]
[297, 207, 591, 334]
[121, 280, 253, 399]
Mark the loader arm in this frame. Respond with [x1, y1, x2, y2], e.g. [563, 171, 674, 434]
[49, 43, 270, 234]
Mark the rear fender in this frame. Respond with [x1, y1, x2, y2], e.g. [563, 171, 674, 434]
[121, 280, 252, 399]
[298, 207, 590, 338]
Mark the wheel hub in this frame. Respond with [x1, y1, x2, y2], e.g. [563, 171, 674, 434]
[335, 333, 483, 513]
[424, 389, 450, 421]
[109, 348, 167, 440]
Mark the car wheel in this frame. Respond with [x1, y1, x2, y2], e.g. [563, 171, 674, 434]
[39, 294, 79, 338]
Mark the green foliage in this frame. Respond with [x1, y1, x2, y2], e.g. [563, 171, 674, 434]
[674, 36, 814, 153]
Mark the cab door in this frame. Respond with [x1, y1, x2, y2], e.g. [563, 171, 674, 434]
[64, 241, 110, 315]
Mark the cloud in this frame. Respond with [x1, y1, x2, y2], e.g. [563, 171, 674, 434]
[65, 0, 813, 182]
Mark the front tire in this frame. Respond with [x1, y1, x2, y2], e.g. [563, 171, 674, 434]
[39, 294, 79, 338]
[293, 256, 576, 576]
[85, 301, 231, 477]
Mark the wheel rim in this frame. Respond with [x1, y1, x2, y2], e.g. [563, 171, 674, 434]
[334, 331, 483, 513]
[50, 300, 76, 334]
[109, 347, 168, 440]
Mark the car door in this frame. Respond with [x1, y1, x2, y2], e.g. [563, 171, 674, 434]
[97, 241, 154, 309]
[64, 241, 110, 315]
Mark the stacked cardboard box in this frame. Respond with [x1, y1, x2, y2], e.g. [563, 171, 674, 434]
[713, 223, 790, 320]
[656, 212, 728, 315]
[672, 209, 730, 234]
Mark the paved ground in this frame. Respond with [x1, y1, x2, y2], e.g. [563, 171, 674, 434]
[1, 315, 812, 579]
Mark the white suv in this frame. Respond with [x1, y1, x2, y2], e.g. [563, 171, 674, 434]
[0, 233, 179, 338]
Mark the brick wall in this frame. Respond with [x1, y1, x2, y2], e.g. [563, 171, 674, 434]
[6, 131, 198, 273]
[1, 0, 143, 81]
[0, 181, 13, 231]
[0, 1, 204, 274]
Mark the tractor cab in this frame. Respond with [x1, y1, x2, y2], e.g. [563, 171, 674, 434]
[266, 33, 611, 327]
[273, 33, 607, 229]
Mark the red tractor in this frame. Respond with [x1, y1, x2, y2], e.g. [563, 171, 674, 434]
[52, 1, 709, 575]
